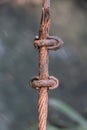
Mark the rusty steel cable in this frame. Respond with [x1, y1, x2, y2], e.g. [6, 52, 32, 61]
[30, 0, 64, 130]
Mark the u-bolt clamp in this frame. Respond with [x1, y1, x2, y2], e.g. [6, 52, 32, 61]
[34, 35, 64, 50]
[30, 35, 64, 90]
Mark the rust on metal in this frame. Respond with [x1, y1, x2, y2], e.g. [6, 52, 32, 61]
[34, 36, 63, 50]
[31, 76, 59, 90]
[30, 0, 64, 130]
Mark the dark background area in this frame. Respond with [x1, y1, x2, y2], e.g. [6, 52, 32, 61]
[0, 0, 87, 130]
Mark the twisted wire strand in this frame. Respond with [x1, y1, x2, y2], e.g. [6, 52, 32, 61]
[30, 0, 63, 130]
[38, 88, 48, 130]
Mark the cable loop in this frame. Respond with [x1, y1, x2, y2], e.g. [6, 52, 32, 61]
[30, 76, 59, 90]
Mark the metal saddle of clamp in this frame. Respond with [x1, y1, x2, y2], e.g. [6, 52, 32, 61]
[30, 76, 59, 90]
[34, 35, 64, 50]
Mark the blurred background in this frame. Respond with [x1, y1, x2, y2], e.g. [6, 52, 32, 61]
[0, 0, 87, 130]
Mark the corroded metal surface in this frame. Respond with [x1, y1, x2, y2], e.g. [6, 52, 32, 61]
[30, 0, 63, 130]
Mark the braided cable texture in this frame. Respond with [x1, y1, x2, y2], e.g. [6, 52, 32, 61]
[30, 0, 63, 130]
[38, 88, 48, 130]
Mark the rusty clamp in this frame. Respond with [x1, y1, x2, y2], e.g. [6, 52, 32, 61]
[30, 35, 64, 90]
